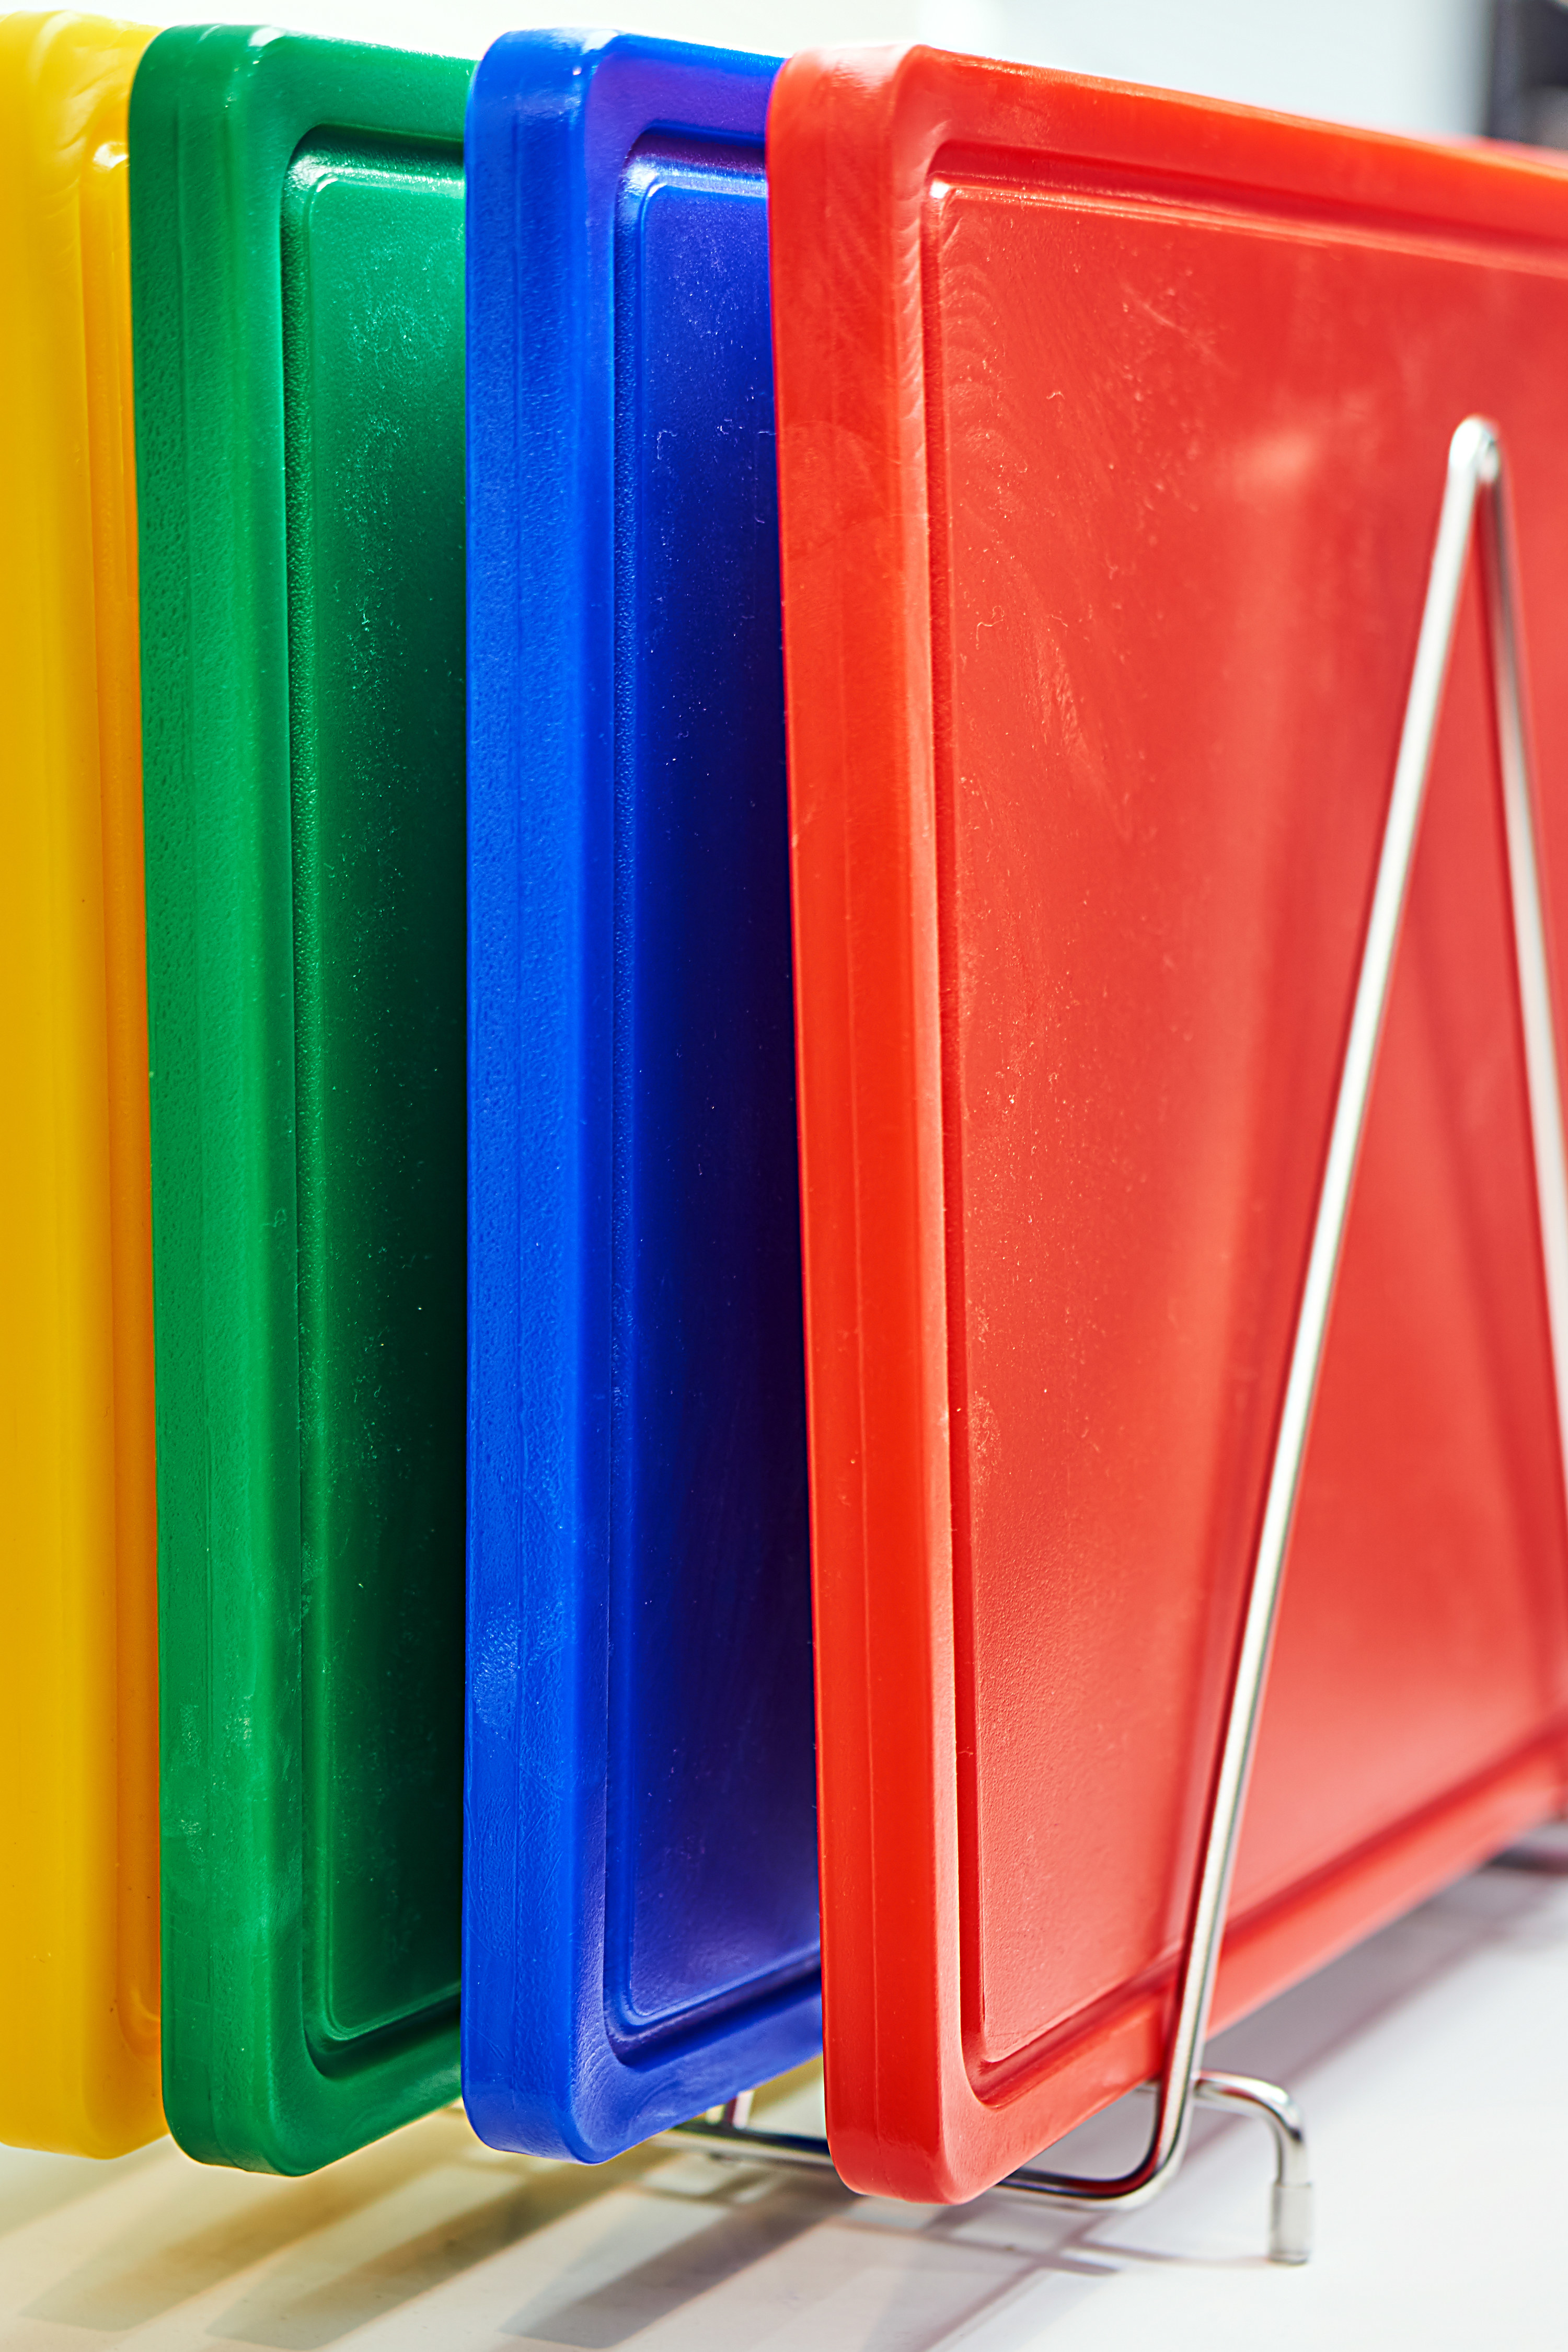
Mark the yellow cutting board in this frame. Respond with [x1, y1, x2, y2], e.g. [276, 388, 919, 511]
[0, 8, 162, 2157]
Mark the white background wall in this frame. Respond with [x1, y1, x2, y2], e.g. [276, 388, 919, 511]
[143, 0, 1501, 141]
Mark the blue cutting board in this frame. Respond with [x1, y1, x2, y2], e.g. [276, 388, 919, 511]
[464, 30, 820, 2162]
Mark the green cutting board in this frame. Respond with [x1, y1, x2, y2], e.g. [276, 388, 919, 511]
[131, 25, 471, 2173]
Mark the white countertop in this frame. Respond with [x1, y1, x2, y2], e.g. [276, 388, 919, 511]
[3, 1837, 1566, 2350]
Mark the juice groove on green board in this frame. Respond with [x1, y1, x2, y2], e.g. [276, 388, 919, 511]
[131, 24, 470, 2173]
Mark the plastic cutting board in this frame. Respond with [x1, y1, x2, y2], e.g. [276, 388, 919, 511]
[769, 44, 1568, 2204]
[132, 25, 471, 2174]
[464, 31, 820, 2163]
[0, 8, 160, 2160]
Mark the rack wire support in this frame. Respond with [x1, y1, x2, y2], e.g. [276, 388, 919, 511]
[663, 418, 1568, 2270]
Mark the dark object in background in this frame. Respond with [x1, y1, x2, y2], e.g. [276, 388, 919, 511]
[1489, 0, 1568, 146]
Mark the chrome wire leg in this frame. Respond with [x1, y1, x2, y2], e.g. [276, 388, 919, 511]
[662, 2115, 837, 2174]
[993, 2069, 1311, 2264]
[664, 2074, 1313, 2263]
[700, 2089, 755, 2128]
[1195, 2073, 1313, 2264]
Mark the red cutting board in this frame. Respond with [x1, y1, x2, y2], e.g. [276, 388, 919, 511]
[769, 44, 1568, 2204]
